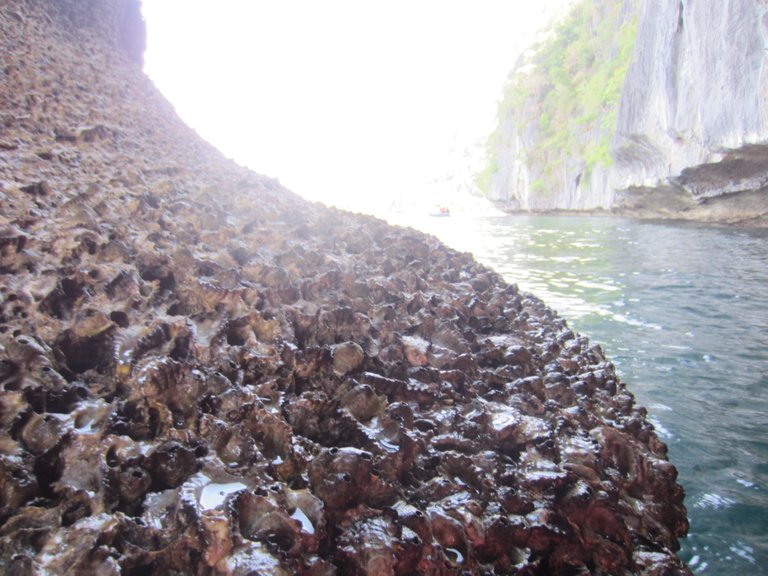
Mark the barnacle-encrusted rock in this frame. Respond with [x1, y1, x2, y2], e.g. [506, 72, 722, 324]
[0, 1, 690, 574]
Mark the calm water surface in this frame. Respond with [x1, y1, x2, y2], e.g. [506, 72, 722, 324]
[390, 211, 768, 574]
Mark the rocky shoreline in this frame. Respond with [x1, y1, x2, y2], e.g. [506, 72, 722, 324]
[492, 196, 768, 229]
[0, 1, 689, 574]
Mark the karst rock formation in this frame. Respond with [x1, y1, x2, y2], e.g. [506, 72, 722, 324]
[486, 0, 768, 225]
[0, 1, 690, 574]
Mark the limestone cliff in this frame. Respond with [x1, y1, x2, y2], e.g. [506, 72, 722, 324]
[481, 0, 639, 212]
[610, 0, 768, 224]
[0, 1, 690, 574]
[484, 0, 768, 225]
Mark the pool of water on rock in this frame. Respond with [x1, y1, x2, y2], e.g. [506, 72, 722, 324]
[388, 210, 768, 575]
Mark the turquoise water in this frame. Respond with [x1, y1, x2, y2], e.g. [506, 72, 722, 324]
[392, 211, 768, 574]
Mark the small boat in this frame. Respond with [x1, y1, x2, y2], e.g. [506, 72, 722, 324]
[429, 206, 451, 217]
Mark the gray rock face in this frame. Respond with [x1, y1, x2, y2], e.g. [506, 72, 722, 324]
[608, 0, 768, 223]
[490, 0, 768, 225]
[486, 0, 640, 213]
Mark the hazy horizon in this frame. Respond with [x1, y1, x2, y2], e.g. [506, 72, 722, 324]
[141, 0, 575, 217]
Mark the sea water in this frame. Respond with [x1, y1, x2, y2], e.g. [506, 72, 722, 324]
[390, 210, 768, 574]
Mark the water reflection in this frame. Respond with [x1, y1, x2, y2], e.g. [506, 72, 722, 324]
[387, 209, 768, 574]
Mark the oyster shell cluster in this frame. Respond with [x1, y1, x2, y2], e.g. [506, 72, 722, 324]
[0, 1, 689, 574]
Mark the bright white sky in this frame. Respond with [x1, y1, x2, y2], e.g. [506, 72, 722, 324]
[142, 0, 573, 215]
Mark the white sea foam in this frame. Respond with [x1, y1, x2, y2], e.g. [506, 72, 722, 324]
[648, 416, 673, 440]
[694, 492, 736, 510]
[735, 477, 757, 489]
[729, 543, 756, 564]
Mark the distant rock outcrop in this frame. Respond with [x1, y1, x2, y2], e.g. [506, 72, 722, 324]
[481, 0, 640, 212]
[0, 1, 690, 574]
[610, 0, 768, 224]
[484, 0, 768, 225]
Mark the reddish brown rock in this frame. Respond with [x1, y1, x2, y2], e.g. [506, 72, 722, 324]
[0, 1, 690, 574]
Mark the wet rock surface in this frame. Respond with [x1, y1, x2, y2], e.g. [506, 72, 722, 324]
[0, 1, 690, 574]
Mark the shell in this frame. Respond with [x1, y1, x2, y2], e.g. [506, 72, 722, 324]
[0, 3, 690, 574]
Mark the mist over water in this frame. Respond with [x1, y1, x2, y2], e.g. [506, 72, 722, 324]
[389, 208, 768, 574]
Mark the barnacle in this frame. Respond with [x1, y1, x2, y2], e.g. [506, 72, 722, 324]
[0, 2, 690, 574]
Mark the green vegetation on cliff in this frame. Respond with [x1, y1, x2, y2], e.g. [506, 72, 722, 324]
[478, 0, 638, 198]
